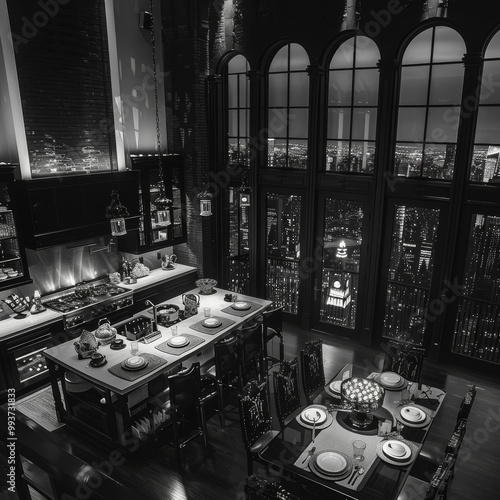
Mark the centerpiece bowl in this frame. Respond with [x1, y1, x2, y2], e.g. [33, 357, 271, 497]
[341, 377, 385, 429]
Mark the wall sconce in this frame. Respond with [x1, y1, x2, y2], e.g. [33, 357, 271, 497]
[197, 186, 214, 216]
[105, 190, 129, 236]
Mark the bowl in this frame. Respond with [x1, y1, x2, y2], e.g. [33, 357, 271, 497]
[195, 278, 217, 295]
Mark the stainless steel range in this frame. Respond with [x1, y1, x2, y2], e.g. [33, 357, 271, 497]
[42, 280, 134, 332]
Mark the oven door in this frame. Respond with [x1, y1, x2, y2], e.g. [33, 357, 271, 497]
[4, 325, 58, 393]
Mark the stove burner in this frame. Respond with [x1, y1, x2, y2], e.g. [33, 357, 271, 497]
[43, 283, 129, 313]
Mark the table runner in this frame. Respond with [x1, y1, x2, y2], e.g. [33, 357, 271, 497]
[154, 333, 205, 355]
[220, 301, 261, 317]
[293, 415, 383, 492]
[189, 316, 236, 335]
[108, 353, 168, 381]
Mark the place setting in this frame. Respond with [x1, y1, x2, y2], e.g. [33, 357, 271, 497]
[376, 437, 419, 466]
[308, 450, 353, 481]
[220, 299, 260, 317]
[372, 371, 408, 391]
[155, 327, 205, 355]
[394, 404, 431, 428]
[296, 405, 333, 430]
[107, 352, 168, 381]
[325, 379, 342, 398]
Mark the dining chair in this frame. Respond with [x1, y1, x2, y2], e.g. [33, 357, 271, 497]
[300, 339, 325, 405]
[261, 306, 285, 373]
[158, 362, 208, 456]
[238, 380, 279, 475]
[418, 384, 477, 472]
[238, 322, 265, 385]
[273, 357, 302, 432]
[384, 340, 426, 385]
[203, 334, 241, 428]
[398, 453, 455, 500]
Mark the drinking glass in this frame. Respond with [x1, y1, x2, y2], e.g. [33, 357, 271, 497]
[203, 307, 211, 317]
[352, 440, 366, 461]
[171, 325, 178, 336]
[130, 341, 139, 355]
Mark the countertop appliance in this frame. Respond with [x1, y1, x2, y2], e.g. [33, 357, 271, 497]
[42, 280, 134, 334]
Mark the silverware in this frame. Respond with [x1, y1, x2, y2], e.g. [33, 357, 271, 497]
[301, 445, 316, 466]
[312, 410, 320, 443]
[348, 465, 360, 484]
[351, 466, 365, 486]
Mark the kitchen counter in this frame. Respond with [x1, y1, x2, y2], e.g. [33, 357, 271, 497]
[118, 264, 198, 292]
[0, 308, 63, 340]
[0, 265, 198, 342]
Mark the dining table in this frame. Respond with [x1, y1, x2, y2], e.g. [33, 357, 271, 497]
[259, 363, 446, 500]
[43, 287, 272, 450]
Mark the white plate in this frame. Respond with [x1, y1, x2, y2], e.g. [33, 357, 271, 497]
[167, 336, 189, 347]
[232, 301, 251, 310]
[125, 356, 145, 368]
[382, 440, 412, 460]
[400, 406, 425, 422]
[300, 407, 327, 425]
[329, 380, 341, 393]
[380, 372, 402, 386]
[314, 451, 348, 474]
[202, 318, 222, 328]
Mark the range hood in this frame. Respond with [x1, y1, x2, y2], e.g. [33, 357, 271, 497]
[14, 171, 140, 249]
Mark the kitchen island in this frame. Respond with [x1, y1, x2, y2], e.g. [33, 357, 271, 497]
[43, 287, 271, 450]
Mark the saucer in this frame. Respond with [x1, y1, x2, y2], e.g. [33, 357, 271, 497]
[110, 341, 126, 350]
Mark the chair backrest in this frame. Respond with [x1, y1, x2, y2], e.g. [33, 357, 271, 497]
[168, 362, 201, 415]
[239, 380, 273, 448]
[273, 357, 301, 430]
[385, 340, 426, 383]
[424, 453, 455, 500]
[456, 384, 476, 424]
[262, 306, 283, 341]
[214, 334, 240, 385]
[445, 418, 467, 458]
[246, 475, 300, 500]
[300, 339, 325, 399]
[238, 322, 264, 383]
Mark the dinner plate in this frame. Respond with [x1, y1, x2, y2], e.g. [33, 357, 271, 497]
[300, 407, 327, 426]
[382, 440, 412, 461]
[329, 380, 342, 393]
[400, 405, 426, 423]
[380, 371, 402, 387]
[314, 451, 348, 474]
[231, 301, 251, 310]
[121, 357, 149, 371]
[202, 318, 222, 328]
[167, 336, 190, 348]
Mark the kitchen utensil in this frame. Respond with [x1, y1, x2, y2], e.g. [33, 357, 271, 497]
[351, 466, 365, 486]
[301, 446, 316, 466]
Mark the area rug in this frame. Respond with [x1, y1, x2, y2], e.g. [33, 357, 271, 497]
[15, 385, 65, 432]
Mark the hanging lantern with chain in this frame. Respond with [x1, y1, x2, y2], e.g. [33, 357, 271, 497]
[149, 0, 172, 228]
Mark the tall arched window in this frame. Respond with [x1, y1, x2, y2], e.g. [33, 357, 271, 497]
[267, 44, 309, 169]
[395, 26, 466, 180]
[470, 30, 500, 183]
[326, 36, 380, 173]
[227, 54, 250, 166]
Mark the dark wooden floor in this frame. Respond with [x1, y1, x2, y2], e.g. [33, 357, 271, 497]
[10, 324, 500, 500]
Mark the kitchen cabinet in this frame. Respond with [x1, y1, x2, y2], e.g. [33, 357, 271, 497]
[0, 165, 31, 290]
[14, 171, 140, 249]
[117, 155, 187, 254]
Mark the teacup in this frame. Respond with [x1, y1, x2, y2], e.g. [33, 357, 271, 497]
[90, 352, 105, 366]
[111, 338, 124, 347]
